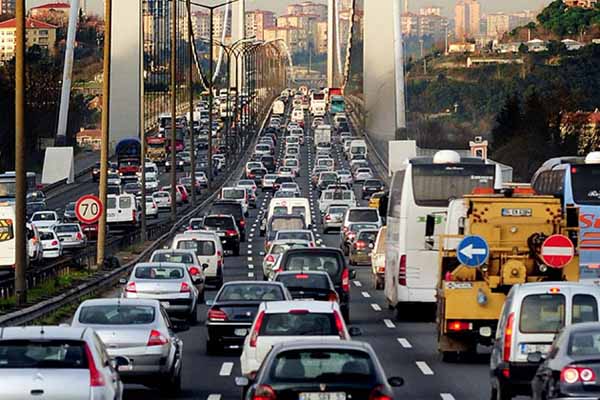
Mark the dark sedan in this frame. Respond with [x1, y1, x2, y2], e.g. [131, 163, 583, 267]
[205, 281, 291, 354]
[274, 270, 339, 302]
[236, 341, 404, 399]
[361, 179, 385, 199]
[531, 322, 600, 400]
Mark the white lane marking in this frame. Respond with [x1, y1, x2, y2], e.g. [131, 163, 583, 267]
[207, 395, 222, 400]
[397, 338, 412, 348]
[219, 362, 234, 376]
[247, 257, 253, 261]
[316, 234, 321, 237]
[440, 394, 455, 400]
[416, 361, 434, 375]
[259, 252, 265, 256]
[361, 291, 371, 298]
[250, 228, 255, 232]
[248, 272, 255, 278]
[248, 244, 253, 248]
[247, 250, 252, 255]
[371, 303, 381, 311]
[353, 281, 362, 287]
[248, 264, 254, 269]
[384, 319, 396, 328]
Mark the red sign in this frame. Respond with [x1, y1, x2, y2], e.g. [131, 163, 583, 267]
[541, 234, 575, 268]
[75, 194, 103, 225]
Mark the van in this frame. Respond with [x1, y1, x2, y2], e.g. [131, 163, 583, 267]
[106, 194, 140, 230]
[220, 187, 249, 216]
[318, 189, 357, 213]
[490, 282, 600, 399]
[0, 205, 42, 269]
[267, 198, 312, 228]
[349, 140, 368, 159]
[172, 232, 224, 288]
[291, 108, 304, 127]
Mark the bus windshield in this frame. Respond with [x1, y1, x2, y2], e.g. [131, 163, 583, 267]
[412, 164, 495, 207]
[571, 165, 600, 205]
[0, 181, 16, 198]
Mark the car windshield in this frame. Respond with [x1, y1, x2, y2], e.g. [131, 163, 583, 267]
[358, 231, 378, 242]
[260, 312, 338, 336]
[269, 349, 375, 383]
[176, 240, 216, 256]
[0, 340, 87, 369]
[348, 209, 379, 223]
[134, 265, 185, 280]
[222, 189, 245, 199]
[78, 305, 155, 325]
[321, 173, 337, 181]
[39, 231, 56, 240]
[217, 284, 284, 302]
[568, 330, 600, 356]
[151, 252, 195, 264]
[32, 213, 55, 221]
[519, 294, 565, 334]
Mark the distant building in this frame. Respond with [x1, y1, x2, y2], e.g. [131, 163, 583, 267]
[526, 38, 548, 52]
[402, 12, 447, 39]
[448, 42, 476, 53]
[486, 13, 520, 39]
[192, 10, 210, 39]
[420, 6, 442, 16]
[264, 26, 301, 53]
[0, 0, 15, 16]
[455, 0, 480, 39]
[76, 128, 102, 151]
[315, 20, 327, 54]
[29, 2, 70, 27]
[563, 0, 598, 8]
[246, 9, 275, 40]
[0, 17, 57, 61]
[494, 42, 523, 53]
[287, 3, 303, 15]
[299, 1, 327, 19]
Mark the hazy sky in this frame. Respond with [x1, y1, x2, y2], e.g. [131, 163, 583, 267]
[27, 0, 552, 18]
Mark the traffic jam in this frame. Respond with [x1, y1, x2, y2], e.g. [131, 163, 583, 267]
[3, 85, 600, 400]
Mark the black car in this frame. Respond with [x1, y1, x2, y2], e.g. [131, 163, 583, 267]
[209, 200, 247, 241]
[274, 270, 338, 302]
[26, 201, 46, 220]
[265, 215, 306, 246]
[531, 322, 600, 400]
[107, 184, 121, 196]
[362, 179, 385, 199]
[205, 281, 291, 353]
[92, 161, 101, 182]
[237, 341, 403, 398]
[166, 156, 185, 172]
[63, 201, 77, 222]
[201, 214, 241, 255]
[278, 247, 355, 322]
[248, 168, 267, 187]
[260, 155, 276, 173]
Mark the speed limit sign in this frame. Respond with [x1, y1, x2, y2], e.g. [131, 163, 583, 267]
[75, 194, 103, 224]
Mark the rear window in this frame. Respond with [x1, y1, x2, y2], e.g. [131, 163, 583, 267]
[217, 284, 284, 301]
[273, 206, 288, 215]
[284, 253, 341, 277]
[54, 225, 79, 233]
[572, 294, 599, 324]
[276, 273, 330, 290]
[292, 206, 307, 216]
[269, 349, 374, 383]
[78, 305, 155, 325]
[0, 340, 88, 369]
[152, 252, 195, 264]
[119, 197, 132, 209]
[568, 330, 600, 356]
[358, 231, 378, 242]
[204, 217, 235, 230]
[271, 218, 305, 231]
[519, 294, 565, 334]
[260, 312, 338, 336]
[321, 173, 337, 181]
[348, 209, 379, 223]
[134, 265, 185, 280]
[329, 207, 348, 214]
[210, 204, 242, 218]
[277, 232, 312, 241]
[39, 231, 55, 241]
[176, 240, 216, 256]
[222, 189, 245, 199]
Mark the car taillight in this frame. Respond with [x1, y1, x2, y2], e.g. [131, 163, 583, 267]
[295, 274, 309, 279]
[189, 266, 200, 276]
[249, 310, 265, 347]
[180, 282, 191, 292]
[447, 321, 471, 332]
[240, 219, 246, 227]
[347, 232, 356, 240]
[147, 329, 169, 346]
[226, 229, 238, 237]
[253, 384, 276, 400]
[369, 385, 392, 400]
[76, 232, 83, 240]
[248, 174, 255, 179]
[328, 291, 339, 302]
[51, 240, 58, 246]
[208, 308, 227, 321]
[125, 281, 136, 293]
[217, 258, 222, 269]
[342, 268, 350, 292]
[84, 344, 106, 387]
[265, 254, 275, 264]
[354, 240, 367, 249]
[325, 215, 332, 221]
[309, 242, 315, 248]
[503, 312, 515, 363]
[398, 255, 407, 286]
[334, 310, 348, 339]
[561, 366, 597, 384]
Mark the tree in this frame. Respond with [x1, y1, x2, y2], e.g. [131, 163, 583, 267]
[491, 94, 522, 150]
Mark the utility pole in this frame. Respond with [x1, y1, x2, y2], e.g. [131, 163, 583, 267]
[170, 0, 177, 221]
[14, 0, 27, 305]
[97, 0, 112, 268]
[187, 0, 197, 205]
[139, 0, 147, 242]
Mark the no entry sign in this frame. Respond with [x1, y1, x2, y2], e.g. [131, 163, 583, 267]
[541, 234, 575, 268]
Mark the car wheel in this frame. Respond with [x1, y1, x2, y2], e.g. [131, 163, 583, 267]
[491, 379, 513, 400]
[188, 305, 198, 325]
[160, 363, 182, 393]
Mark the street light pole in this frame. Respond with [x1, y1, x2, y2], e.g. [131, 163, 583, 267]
[170, 0, 177, 221]
[139, 0, 147, 243]
[187, 0, 197, 205]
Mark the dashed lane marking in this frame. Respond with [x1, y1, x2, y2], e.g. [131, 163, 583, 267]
[416, 361, 434, 376]
[247, 257, 252, 261]
[247, 250, 252, 255]
[248, 272, 255, 278]
[248, 264, 254, 269]
[353, 281, 362, 287]
[397, 338, 412, 348]
[219, 362, 234, 376]
[440, 394, 455, 400]
[361, 292, 371, 298]
[207, 395, 222, 400]
[384, 319, 396, 329]
[371, 303, 381, 311]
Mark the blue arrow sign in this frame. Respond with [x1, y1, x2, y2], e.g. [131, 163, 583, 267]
[457, 235, 489, 268]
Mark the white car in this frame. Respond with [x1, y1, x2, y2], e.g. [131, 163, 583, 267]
[145, 196, 159, 218]
[278, 182, 301, 197]
[53, 223, 87, 249]
[353, 167, 374, 182]
[337, 169, 353, 185]
[262, 239, 311, 280]
[277, 167, 295, 178]
[240, 300, 351, 376]
[237, 179, 257, 197]
[145, 175, 159, 192]
[39, 229, 62, 258]
[152, 191, 172, 209]
[30, 211, 59, 229]
[195, 171, 208, 187]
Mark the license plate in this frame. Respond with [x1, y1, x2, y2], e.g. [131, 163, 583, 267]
[234, 328, 248, 336]
[160, 301, 170, 308]
[118, 365, 133, 372]
[300, 393, 346, 400]
[520, 343, 551, 355]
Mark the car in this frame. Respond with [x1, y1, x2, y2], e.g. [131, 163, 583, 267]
[194, 171, 209, 187]
[92, 161, 102, 182]
[165, 156, 185, 171]
[149, 249, 207, 298]
[199, 214, 241, 256]
[277, 247, 356, 322]
[323, 204, 349, 233]
[209, 200, 247, 241]
[205, 281, 292, 353]
[260, 155, 276, 173]
[122, 262, 201, 323]
[145, 176, 160, 193]
[273, 270, 339, 301]
[341, 222, 379, 255]
[145, 196, 159, 218]
[107, 184, 121, 196]
[371, 226, 387, 290]
[273, 176, 295, 192]
[262, 239, 311, 280]
[248, 168, 267, 186]
[337, 169, 353, 184]
[236, 341, 404, 399]
[26, 201, 46, 220]
[179, 151, 192, 165]
[278, 182, 301, 197]
[0, 326, 125, 399]
[490, 282, 600, 399]
[354, 167, 374, 182]
[348, 229, 379, 266]
[38, 228, 62, 258]
[274, 229, 316, 246]
[277, 166, 296, 178]
[178, 176, 201, 195]
[123, 182, 142, 197]
[362, 179, 385, 199]
[531, 322, 600, 400]
[107, 172, 121, 186]
[220, 187, 249, 216]
[239, 300, 357, 377]
[152, 191, 172, 209]
[62, 201, 77, 222]
[245, 161, 264, 178]
[30, 210, 59, 229]
[53, 223, 87, 249]
[282, 158, 300, 176]
[172, 231, 224, 288]
[262, 174, 278, 192]
[71, 298, 187, 391]
[342, 207, 383, 233]
[317, 171, 339, 192]
[265, 215, 307, 249]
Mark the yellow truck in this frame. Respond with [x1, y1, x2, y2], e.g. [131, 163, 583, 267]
[434, 188, 580, 361]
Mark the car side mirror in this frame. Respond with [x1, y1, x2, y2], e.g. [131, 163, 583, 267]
[111, 356, 131, 372]
[205, 300, 214, 307]
[527, 351, 544, 364]
[235, 376, 250, 387]
[202, 263, 210, 270]
[388, 376, 404, 387]
[118, 278, 127, 285]
[425, 215, 435, 237]
[350, 269, 357, 280]
[348, 327, 362, 337]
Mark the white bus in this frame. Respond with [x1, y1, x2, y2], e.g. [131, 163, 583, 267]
[384, 151, 504, 317]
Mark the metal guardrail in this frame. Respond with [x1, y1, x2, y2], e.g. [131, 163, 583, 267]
[0, 97, 276, 327]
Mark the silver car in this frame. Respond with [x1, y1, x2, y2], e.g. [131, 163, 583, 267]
[263, 239, 311, 280]
[0, 326, 125, 400]
[71, 298, 187, 391]
[122, 262, 201, 323]
[54, 223, 87, 249]
[149, 249, 206, 300]
[323, 204, 349, 233]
